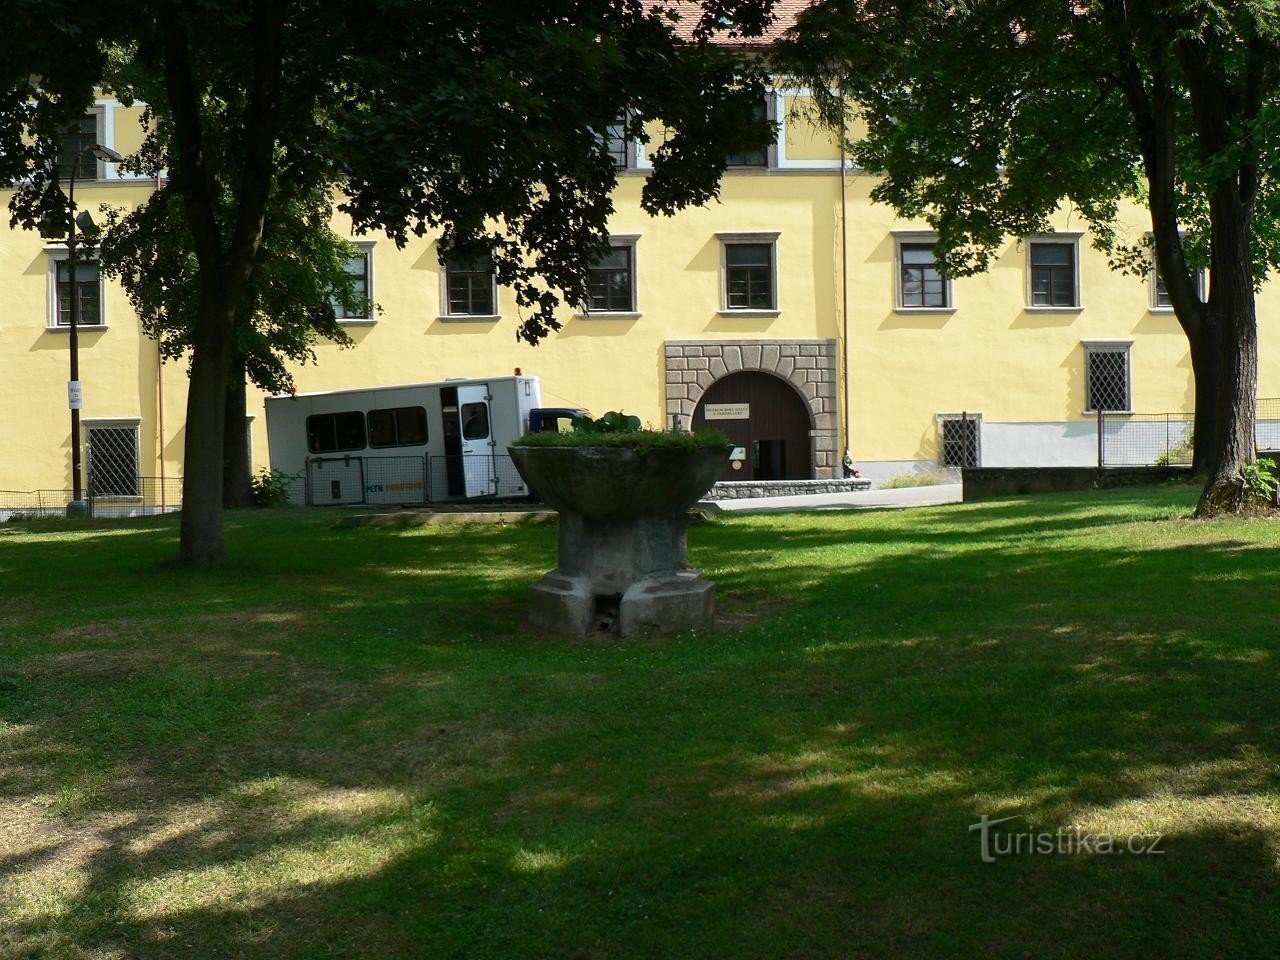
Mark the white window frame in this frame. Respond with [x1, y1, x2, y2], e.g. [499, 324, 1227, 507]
[438, 253, 500, 322]
[773, 87, 851, 171]
[893, 230, 954, 312]
[45, 245, 107, 330]
[1026, 234, 1083, 311]
[724, 96, 777, 171]
[83, 417, 143, 499]
[335, 240, 376, 325]
[579, 234, 641, 318]
[1082, 340, 1133, 414]
[717, 231, 781, 316]
[1148, 246, 1206, 312]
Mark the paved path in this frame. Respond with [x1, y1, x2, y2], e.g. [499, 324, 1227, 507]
[707, 483, 963, 514]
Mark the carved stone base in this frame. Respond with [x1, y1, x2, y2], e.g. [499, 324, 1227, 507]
[528, 568, 715, 638]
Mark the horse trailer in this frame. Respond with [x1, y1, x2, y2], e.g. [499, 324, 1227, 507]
[265, 375, 573, 506]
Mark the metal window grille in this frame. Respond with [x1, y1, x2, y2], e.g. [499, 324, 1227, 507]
[1087, 348, 1129, 412]
[86, 425, 139, 497]
[938, 413, 981, 468]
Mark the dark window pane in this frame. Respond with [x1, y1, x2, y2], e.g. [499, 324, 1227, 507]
[726, 243, 770, 267]
[587, 245, 633, 312]
[306, 411, 365, 453]
[899, 243, 948, 308]
[56, 114, 98, 181]
[396, 406, 427, 445]
[367, 409, 396, 447]
[1031, 243, 1071, 266]
[461, 402, 489, 440]
[334, 411, 365, 449]
[726, 101, 770, 167]
[55, 260, 101, 326]
[447, 258, 495, 315]
[334, 252, 370, 319]
[602, 115, 629, 168]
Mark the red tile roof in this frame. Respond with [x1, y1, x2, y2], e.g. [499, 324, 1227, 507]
[657, 0, 808, 47]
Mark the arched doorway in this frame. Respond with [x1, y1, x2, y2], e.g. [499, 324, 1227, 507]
[692, 371, 813, 482]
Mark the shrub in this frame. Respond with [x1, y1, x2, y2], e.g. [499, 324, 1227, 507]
[515, 429, 730, 450]
[251, 468, 299, 507]
[1240, 457, 1277, 503]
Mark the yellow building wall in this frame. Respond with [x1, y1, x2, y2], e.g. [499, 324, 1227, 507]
[8, 134, 1280, 490]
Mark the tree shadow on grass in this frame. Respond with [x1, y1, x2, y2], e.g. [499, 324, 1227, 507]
[2, 489, 1278, 957]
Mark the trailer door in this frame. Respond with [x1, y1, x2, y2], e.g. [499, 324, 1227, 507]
[456, 383, 494, 497]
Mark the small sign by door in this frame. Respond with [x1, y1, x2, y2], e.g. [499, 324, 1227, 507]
[704, 403, 750, 420]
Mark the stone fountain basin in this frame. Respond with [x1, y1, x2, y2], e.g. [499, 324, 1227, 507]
[508, 444, 729, 521]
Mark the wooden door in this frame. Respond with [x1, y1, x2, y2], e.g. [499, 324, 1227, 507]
[692, 371, 812, 482]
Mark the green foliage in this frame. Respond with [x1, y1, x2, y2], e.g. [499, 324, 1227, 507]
[571, 410, 644, 434]
[250, 468, 299, 508]
[1240, 457, 1277, 502]
[515, 428, 729, 449]
[1155, 431, 1195, 467]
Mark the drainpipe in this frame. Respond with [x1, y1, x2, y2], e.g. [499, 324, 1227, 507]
[838, 89, 851, 467]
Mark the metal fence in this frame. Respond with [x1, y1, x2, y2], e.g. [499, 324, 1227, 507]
[1099, 398, 1280, 466]
[0, 476, 183, 521]
[303, 453, 528, 507]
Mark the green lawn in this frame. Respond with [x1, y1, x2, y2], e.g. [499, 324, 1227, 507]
[1, 487, 1278, 959]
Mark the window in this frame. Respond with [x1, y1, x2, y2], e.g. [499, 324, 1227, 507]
[306, 411, 366, 453]
[444, 257, 496, 317]
[721, 237, 777, 311]
[56, 114, 100, 181]
[587, 244, 635, 313]
[333, 247, 372, 321]
[54, 258, 103, 327]
[937, 414, 981, 468]
[726, 100, 770, 168]
[1084, 343, 1131, 413]
[86, 423, 139, 497]
[602, 114, 630, 169]
[898, 242, 949, 309]
[461, 402, 490, 440]
[367, 406, 428, 448]
[1029, 240, 1079, 307]
[1151, 260, 1206, 310]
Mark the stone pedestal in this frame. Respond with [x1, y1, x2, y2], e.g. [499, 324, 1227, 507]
[509, 444, 728, 638]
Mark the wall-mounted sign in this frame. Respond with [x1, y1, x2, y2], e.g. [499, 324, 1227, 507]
[67, 380, 83, 411]
[704, 403, 750, 420]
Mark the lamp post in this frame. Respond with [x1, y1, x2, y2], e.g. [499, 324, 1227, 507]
[60, 141, 123, 515]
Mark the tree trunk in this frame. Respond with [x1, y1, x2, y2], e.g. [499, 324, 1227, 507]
[1196, 200, 1259, 516]
[1188, 328, 1218, 476]
[222, 355, 254, 509]
[178, 290, 236, 564]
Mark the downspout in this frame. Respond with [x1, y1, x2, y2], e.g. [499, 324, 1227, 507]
[838, 89, 851, 467]
[157, 348, 167, 510]
[155, 173, 168, 510]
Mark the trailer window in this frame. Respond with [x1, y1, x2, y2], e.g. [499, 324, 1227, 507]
[368, 406, 428, 447]
[461, 402, 490, 440]
[307, 411, 366, 453]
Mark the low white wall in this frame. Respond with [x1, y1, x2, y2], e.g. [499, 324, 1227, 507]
[982, 421, 1100, 467]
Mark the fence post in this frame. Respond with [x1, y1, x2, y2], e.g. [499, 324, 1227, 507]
[1096, 408, 1104, 469]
